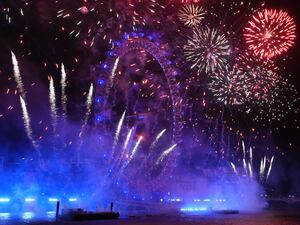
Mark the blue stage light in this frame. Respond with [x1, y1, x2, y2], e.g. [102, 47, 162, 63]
[180, 207, 208, 212]
[48, 198, 58, 202]
[69, 198, 77, 202]
[0, 198, 10, 203]
[25, 198, 36, 203]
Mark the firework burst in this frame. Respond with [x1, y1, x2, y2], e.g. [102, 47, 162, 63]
[55, 0, 163, 46]
[245, 66, 279, 104]
[184, 27, 231, 74]
[208, 66, 250, 105]
[244, 9, 296, 59]
[179, 4, 206, 27]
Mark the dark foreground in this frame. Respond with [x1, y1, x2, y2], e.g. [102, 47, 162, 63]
[4, 211, 300, 225]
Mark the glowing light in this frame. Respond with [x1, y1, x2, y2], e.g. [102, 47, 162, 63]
[22, 212, 35, 220]
[156, 144, 177, 164]
[0, 198, 10, 203]
[110, 111, 126, 162]
[266, 156, 275, 181]
[244, 9, 296, 59]
[184, 27, 231, 74]
[208, 66, 250, 105]
[11, 51, 26, 98]
[180, 207, 208, 212]
[150, 129, 166, 150]
[49, 77, 58, 133]
[179, 4, 206, 27]
[60, 64, 67, 118]
[83, 84, 94, 126]
[25, 198, 36, 202]
[48, 198, 58, 202]
[20, 96, 40, 154]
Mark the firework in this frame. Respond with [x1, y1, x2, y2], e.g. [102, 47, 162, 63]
[55, 0, 163, 46]
[156, 144, 177, 165]
[11, 52, 26, 99]
[266, 156, 274, 182]
[83, 84, 94, 127]
[19, 96, 40, 155]
[248, 162, 253, 179]
[230, 162, 238, 175]
[184, 27, 231, 74]
[127, 135, 143, 165]
[150, 129, 166, 151]
[49, 77, 58, 134]
[236, 50, 277, 71]
[117, 128, 134, 169]
[110, 111, 126, 161]
[60, 64, 67, 118]
[179, 4, 206, 27]
[244, 9, 296, 59]
[208, 66, 250, 105]
[109, 57, 120, 90]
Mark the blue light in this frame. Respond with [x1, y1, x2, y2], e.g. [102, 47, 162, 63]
[180, 207, 208, 212]
[167, 60, 172, 65]
[25, 198, 36, 202]
[102, 63, 109, 69]
[47, 211, 56, 219]
[22, 212, 35, 220]
[123, 33, 130, 40]
[97, 79, 106, 86]
[106, 51, 114, 57]
[131, 32, 138, 38]
[95, 96, 104, 104]
[69, 198, 77, 202]
[95, 114, 105, 122]
[48, 198, 58, 202]
[0, 198, 10, 203]
[138, 32, 145, 38]
[114, 41, 121, 47]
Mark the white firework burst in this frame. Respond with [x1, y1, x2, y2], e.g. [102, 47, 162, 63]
[184, 27, 231, 74]
[208, 66, 251, 105]
[179, 4, 206, 27]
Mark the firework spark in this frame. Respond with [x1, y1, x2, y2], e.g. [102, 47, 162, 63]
[19, 96, 40, 155]
[156, 144, 177, 165]
[266, 156, 274, 182]
[150, 129, 166, 150]
[60, 64, 67, 118]
[244, 9, 296, 59]
[11, 51, 26, 98]
[127, 135, 143, 165]
[83, 84, 94, 127]
[179, 4, 206, 27]
[184, 27, 231, 74]
[208, 66, 250, 105]
[49, 77, 58, 134]
[110, 111, 126, 161]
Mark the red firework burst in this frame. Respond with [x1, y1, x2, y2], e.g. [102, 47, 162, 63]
[244, 9, 296, 59]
